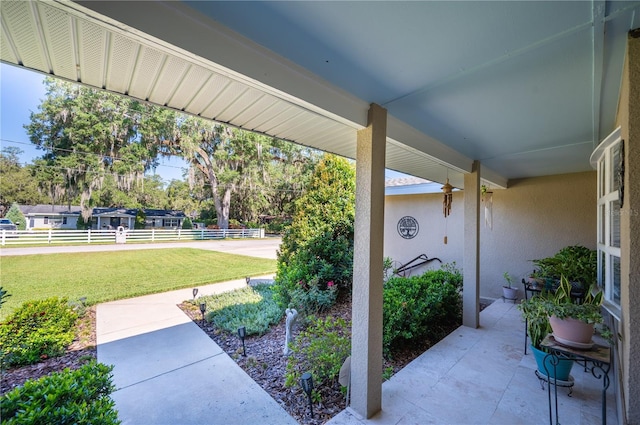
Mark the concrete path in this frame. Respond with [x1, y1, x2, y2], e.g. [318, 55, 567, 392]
[97, 277, 297, 425]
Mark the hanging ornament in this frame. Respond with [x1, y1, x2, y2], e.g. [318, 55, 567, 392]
[482, 187, 493, 229]
[441, 178, 453, 218]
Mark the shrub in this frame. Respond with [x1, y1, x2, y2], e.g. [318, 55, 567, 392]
[289, 278, 338, 315]
[5, 203, 25, 230]
[0, 361, 120, 425]
[202, 284, 284, 336]
[383, 267, 462, 355]
[274, 154, 355, 310]
[134, 209, 145, 229]
[182, 217, 193, 229]
[285, 316, 351, 399]
[0, 297, 78, 368]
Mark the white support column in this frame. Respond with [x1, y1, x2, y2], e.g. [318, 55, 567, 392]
[463, 160, 481, 328]
[350, 103, 387, 419]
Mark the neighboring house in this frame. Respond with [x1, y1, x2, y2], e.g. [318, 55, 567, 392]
[92, 208, 185, 230]
[18, 205, 185, 230]
[18, 204, 81, 230]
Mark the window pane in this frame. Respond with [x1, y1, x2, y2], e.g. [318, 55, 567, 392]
[599, 204, 605, 244]
[599, 251, 606, 292]
[611, 143, 621, 192]
[612, 255, 621, 305]
[611, 199, 621, 248]
[600, 156, 607, 195]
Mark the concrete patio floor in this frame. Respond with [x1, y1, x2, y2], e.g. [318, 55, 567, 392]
[329, 300, 617, 425]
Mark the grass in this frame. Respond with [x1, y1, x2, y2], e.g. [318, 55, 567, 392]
[0, 248, 276, 319]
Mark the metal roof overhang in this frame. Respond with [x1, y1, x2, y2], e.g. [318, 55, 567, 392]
[0, 0, 506, 189]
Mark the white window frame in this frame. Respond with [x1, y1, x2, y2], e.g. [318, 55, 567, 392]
[590, 126, 622, 319]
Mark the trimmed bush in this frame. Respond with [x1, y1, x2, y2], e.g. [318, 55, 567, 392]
[0, 361, 120, 425]
[0, 297, 78, 368]
[202, 284, 283, 336]
[274, 154, 355, 310]
[285, 315, 351, 398]
[181, 217, 193, 229]
[383, 266, 463, 355]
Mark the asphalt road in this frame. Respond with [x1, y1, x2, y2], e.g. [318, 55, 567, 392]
[0, 237, 282, 259]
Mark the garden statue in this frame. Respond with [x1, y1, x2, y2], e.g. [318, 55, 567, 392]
[284, 308, 298, 355]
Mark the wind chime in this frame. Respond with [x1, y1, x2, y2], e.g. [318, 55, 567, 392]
[441, 177, 453, 244]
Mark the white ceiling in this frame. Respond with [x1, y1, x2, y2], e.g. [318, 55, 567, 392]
[2, 0, 639, 190]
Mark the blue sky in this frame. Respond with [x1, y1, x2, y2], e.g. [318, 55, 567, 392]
[0, 63, 188, 182]
[1, 63, 406, 182]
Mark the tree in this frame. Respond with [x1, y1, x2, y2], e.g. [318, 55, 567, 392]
[5, 203, 26, 230]
[25, 78, 176, 220]
[181, 217, 193, 229]
[134, 209, 146, 229]
[0, 147, 47, 212]
[274, 154, 356, 309]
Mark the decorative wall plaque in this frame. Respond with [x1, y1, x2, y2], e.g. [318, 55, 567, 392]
[397, 216, 419, 239]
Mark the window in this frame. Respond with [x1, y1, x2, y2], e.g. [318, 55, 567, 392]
[44, 216, 49, 224]
[591, 127, 622, 318]
[162, 218, 180, 228]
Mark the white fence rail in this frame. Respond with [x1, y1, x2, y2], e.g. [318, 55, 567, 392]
[0, 228, 265, 246]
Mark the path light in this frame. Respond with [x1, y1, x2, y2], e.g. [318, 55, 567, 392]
[246, 276, 251, 285]
[238, 326, 247, 356]
[192, 288, 199, 300]
[199, 302, 206, 323]
[300, 372, 314, 418]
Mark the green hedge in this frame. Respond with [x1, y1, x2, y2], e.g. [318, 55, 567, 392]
[1, 298, 78, 368]
[0, 361, 119, 424]
[383, 267, 462, 355]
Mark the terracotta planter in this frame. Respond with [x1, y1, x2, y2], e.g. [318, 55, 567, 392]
[549, 315, 595, 349]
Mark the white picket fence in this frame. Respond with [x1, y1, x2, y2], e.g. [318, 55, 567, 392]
[0, 228, 265, 246]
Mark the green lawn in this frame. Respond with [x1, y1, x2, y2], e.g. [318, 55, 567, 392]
[0, 248, 276, 319]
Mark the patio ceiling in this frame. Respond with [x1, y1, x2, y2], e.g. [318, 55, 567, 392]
[2, 1, 639, 189]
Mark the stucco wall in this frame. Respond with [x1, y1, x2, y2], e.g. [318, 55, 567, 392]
[383, 171, 596, 300]
[384, 191, 464, 277]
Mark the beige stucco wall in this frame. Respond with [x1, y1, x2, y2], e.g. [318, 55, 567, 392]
[616, 31, 640, 425]
[384, 191, 464, 276]
[384, 171, 596, 300]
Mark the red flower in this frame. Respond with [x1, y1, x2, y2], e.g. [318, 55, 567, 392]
[327, 281, 335, 288]
[40, 354, 48, 360]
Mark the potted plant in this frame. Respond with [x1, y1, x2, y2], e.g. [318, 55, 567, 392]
[543, 275, 603, 349]
[518, 292, 574, 381]
[531, 246, 596, 294]
[502, 272, 518, 300]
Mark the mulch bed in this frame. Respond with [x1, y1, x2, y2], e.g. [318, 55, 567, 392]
[178, 294, 464, 424]
[2, 297, 483, 424]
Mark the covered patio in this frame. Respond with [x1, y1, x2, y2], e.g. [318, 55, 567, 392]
[1, 1, 638, 423]
[330, 300, 616, 425]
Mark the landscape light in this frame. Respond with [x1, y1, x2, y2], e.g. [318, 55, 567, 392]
[246, 276, 251, 285]
[300, 372, 314, 418]
[238, 326, 247, 356]
[199, 302, 206, 322]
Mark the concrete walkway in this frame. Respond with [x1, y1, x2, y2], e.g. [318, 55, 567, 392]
[97, 277, 297, 425]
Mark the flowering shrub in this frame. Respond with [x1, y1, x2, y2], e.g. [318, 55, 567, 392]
[0, 297, 78, 368]
[289, 278, 338, 315]
[274, 155, 355, 309]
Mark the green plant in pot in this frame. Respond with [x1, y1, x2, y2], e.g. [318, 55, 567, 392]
[543, 275, 603, 349]
[531, 245, 596, 294]
[502, 272, 518, 300]
[518, 291, 574, 381]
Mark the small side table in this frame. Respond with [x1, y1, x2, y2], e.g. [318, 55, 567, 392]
[540, 335, 611, 425]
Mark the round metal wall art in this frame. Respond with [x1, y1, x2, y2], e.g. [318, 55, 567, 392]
[397, 216, 419, 239]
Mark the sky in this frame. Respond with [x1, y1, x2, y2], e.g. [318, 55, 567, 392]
[0, 63, 189, 183]
[1, 62, 407, 183]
